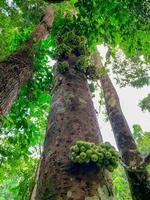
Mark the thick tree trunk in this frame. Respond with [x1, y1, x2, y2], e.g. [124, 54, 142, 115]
[0, 6, 54, 116]
[93, 52, 150, 200]
[33, 61, 116, 199]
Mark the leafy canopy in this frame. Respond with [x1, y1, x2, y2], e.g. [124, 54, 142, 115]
[0, 0, 149, 199]
[139, 94, 150, 112]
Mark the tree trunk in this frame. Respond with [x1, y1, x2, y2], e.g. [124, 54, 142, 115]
[93, 52, 150, 200]
[0, 6, 54, 116]
[33, 60, 116, 199]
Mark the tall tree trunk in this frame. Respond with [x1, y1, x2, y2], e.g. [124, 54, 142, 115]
[0, 6, 54, 116]
[93, 52, 150, 200]
[33, 58, 116, 199]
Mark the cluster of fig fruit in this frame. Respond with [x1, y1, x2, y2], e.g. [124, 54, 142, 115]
[56, 30, 89, 59]
[70, 141, 119, 172]
[55, 28, 101, 79]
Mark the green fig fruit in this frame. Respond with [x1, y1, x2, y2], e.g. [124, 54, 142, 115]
[91, 154, 99, 162]
[107, 165, 114, 172]
[80, 152, 86, 160]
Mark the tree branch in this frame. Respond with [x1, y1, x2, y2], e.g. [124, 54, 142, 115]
[0, 6, 54, 116]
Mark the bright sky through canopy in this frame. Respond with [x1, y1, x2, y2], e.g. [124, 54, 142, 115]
[94, 45, 150, 147]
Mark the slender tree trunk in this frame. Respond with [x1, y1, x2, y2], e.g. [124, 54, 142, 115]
[93, 52, 150, 200]
[30, 160, 41, 200]
[33, 57, 116, 199]
[0, 6, 54, 116]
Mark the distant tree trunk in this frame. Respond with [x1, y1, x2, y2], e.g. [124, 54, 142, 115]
[93, 52, 150, 200]
[33, 55, 116, 199]
[30, 160, 41, 200]
[0, 6, 54, 116]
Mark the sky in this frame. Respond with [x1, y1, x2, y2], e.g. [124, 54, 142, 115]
[93, 45, 150, 147]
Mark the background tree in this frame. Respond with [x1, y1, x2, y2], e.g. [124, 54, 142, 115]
[91, 51, 150, 199]
[110, 49, 150, 88]
[112, 125, 150, 200]
[0, 5, 54, 117]
[139, 94, 150, 113]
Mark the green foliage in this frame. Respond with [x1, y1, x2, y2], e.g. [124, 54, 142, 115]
[111, 50, 150, 88]
[132, 124, 150, 154]
[55, 28, 89, 58]
[0, 34, 54, 199]
[75, 55, 106, 80]
[0, 0, 47, 60]
[98, 90, 109, 122]
[139, 94, 150, 112]
[74, 0, 150, 60]
[54, 26, 100, 79]
[70, 141, 119, 172]
[88, 82, 96, 93]
[112, 123, 150, 200]
[0, 158, 38, 200]
[112, 164, 132, 200]
[46, 0, 66, 2]
[57, 61, 69, 73]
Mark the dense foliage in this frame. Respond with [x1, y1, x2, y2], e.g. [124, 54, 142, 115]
[139, 94, 150, 112]
[0, 36, 54, 199]
[0, 0, 149, 199]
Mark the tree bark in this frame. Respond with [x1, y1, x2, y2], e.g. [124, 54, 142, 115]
[0, 6, 54, 116]
[33, 59, 116, 199]
[93, 52, 150, 200]
[30, 160, 41, 200]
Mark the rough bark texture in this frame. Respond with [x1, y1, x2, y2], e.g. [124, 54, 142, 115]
[145, 154, 150, 166]
[93, 52, 150, 200]
[34, 60, 115, 199]
[0, 6, 54, 116]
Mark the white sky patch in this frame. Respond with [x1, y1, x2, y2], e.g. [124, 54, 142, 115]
[93, 45, 150, 148]
[7, 0, 13, 7]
